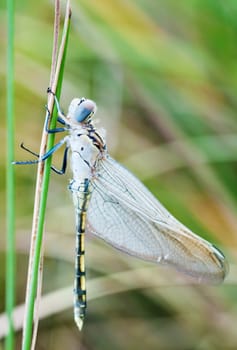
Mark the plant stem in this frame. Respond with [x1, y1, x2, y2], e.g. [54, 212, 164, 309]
[5, 0, 15, 348]
[21, 2, 71, 349]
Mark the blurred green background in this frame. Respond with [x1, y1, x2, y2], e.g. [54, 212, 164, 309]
[1, 0, 237, 349]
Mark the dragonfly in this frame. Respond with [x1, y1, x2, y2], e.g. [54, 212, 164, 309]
[14, 89, 228, 330]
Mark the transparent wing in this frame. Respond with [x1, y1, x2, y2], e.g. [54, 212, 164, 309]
[86, 155, 228, 283]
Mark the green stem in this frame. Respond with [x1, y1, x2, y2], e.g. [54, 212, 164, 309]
[21, 3, 71, 349]
[5, 0, 15, 349]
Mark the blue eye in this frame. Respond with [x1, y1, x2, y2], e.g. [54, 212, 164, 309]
[74, 105, 93, 122]
[72, 99, 97, 123]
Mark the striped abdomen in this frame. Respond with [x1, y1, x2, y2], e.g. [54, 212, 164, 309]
[70, 179, 92, 330]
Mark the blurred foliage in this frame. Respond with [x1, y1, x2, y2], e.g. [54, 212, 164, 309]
[1, 0, 237, 349]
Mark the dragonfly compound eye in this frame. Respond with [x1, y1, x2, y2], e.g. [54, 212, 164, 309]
[68, 98, 97, 123]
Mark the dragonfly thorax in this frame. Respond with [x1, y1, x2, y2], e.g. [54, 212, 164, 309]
[69, 132, 101, 185]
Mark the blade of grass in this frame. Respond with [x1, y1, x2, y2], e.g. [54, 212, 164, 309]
[5, 0, 15, 349]
[31, 3, 71, 346]
[22, 1, 71, 349]
[30, 2, 61, 348]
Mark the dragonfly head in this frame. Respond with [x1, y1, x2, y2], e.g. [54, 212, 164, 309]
[68, 98, 97, 124]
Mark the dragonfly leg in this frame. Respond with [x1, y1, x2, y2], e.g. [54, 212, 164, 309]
[13, 137, 67, 166]
[20, 143, 69, 174]
[45, 105, 67, 134]
[20, 143, 56, 173]
[40, 137, 67, 161]
[53, 146, 69, 175]
[47, 87, 66, 121]
[20, 142, 39, 158]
